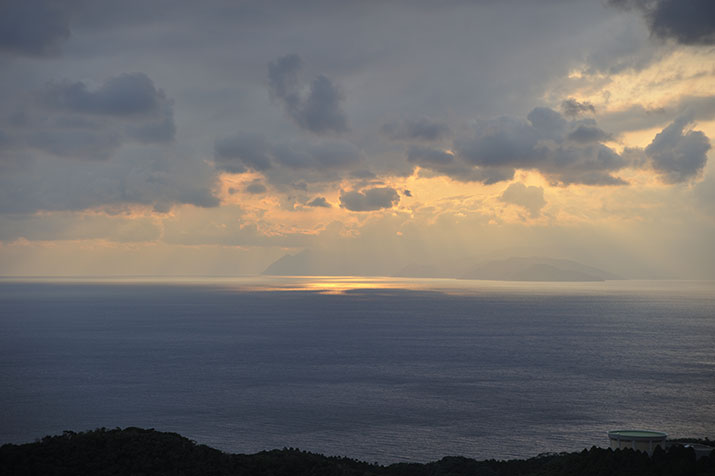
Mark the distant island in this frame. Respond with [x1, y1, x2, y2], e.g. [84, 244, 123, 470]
[458, 257, 621, 282]
[264, 252, 621, 282]
[1, 427, 713, 476]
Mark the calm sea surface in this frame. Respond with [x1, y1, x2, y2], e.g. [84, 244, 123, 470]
[0, 277, 713, 463]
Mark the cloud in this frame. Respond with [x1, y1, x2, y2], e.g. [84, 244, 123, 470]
[267, 54, 348, 134]
[0, 145, 218, 214]
[580, 16, 661, 75]
[306, 196, 331, 208]
[609, 0, 715, 45]
[567, 124, 612, 143]
[381, 116, 450, 141]
[0, 0, 72, 57]
[340, 187, 400, 212]
[407, 144, 515, 184]
[272, 139, 360, 170]
[245, 180, 267, 194]
[214, 132, 363, 184]
[0, 211, 160, 243]
[499, 182, 546, 217]
[561, 98, 595, 117]
[645, 116, 711, 183]
[215, 132, 272, 172]
[267, 54, 302, 109]
[527, 107, 568, 141]
[0, 72, 175, 161]
[405, 107, 712, 187]
[41, 73, 166, 116]
[453, 108, 629, 185]
[407, 144, 518, 183]
[598, 95, 715, 134]
[407, 145, 454, 166]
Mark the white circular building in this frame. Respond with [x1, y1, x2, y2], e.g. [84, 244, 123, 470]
[608, 430, 668, 456]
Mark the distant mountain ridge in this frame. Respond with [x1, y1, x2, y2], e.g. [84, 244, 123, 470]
[264, 252, 620, 282]
[263, 250, 318, 276]
[460, 256, 621, 282]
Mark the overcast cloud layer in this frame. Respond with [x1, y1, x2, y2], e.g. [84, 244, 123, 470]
[1, 0, 714, 278]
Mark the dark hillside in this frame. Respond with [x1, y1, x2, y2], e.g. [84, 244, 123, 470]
[1, 428, 713, 476]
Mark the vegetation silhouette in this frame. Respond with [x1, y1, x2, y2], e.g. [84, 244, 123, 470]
[1, 427, 713, 476]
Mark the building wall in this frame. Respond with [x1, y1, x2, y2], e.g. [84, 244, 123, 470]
[609, 437, 666, 456]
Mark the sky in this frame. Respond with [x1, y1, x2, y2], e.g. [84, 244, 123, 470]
[1, 0, 714, 278]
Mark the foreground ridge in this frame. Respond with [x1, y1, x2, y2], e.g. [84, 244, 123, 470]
[1, 427, 714, 476]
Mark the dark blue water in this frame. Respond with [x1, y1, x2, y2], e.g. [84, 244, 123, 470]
[0, 278, 713, 462]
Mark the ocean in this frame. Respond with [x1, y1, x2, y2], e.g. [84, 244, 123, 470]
[0, 277, 713, 463]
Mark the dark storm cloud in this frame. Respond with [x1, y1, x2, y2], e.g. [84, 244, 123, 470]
[381, 117, 450, 141]
[41, 73, 166, 116]
[214, 132, 363, 184]
[451, 108, 630, 185]
[0, 71, 214, 213]
[609, 0, 715, 45]
[567, 124, 612, 144]
[456, 118, 538, 169]
[306, 196, 331, 208]
[267, 54, 302, 107]
[526, 107, 568, 141]
[0, 72, 175, 161]
[340, 187, 400, 212]
[499, 182, 546, 218]
[645, 115, 711, 183]
[272, 140, 360, 169]
[407, 145, 454, 166]
[267, 54, 348, 134]
[0, 0, 72, 57]
[561, 98, 596, 118]
[214, 133, 272, 173]
[407, 144, 516, 184]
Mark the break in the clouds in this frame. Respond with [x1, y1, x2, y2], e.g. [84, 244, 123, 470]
[267, 54, 348, 134]
[0, 0, 72, 57]
[499, 183, 547, 218]
[610, 0, 715, 45]
[340, 187, 400, 212]
[645, 116, 711, 184]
